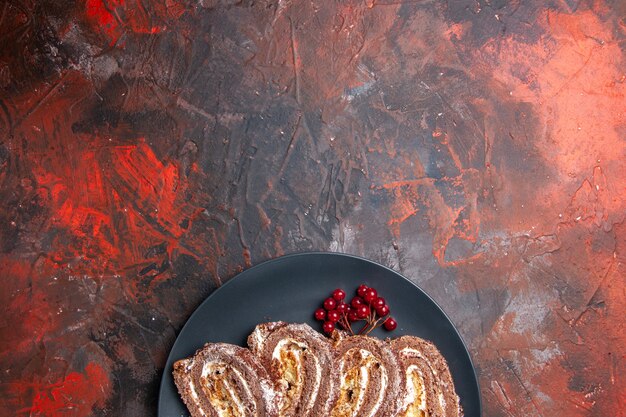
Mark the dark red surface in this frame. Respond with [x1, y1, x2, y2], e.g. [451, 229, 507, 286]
[0, 1, 624, 416]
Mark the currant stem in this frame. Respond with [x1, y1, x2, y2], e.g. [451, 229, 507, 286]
[360, 311, 391, 335]
[318, 287, 394, 337]
[340, 314, 354, 335]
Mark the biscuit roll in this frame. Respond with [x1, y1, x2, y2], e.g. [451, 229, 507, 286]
[248, 322, 338, 417]
[173, 343, 280, 417]
[391, 336, 462, 417]
[329, 333, 404, 417]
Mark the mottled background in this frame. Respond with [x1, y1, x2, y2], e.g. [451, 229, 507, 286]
[0, 0, 624, 416]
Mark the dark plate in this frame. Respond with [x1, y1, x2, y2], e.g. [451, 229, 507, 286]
[158, 252, 481, 417]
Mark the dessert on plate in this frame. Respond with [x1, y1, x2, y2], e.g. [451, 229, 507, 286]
[173, 343, 280, 417]
[248, 322, 339, 417]
[173, 324, 462, 417]
[172, 285, 462, 417]
[329, 332, 403, 417]
[391, 336, 462, 417]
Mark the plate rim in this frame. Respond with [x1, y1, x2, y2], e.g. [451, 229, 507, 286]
[158, 251, 482, 415]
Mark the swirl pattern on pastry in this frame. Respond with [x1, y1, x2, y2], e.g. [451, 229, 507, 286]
[329, 334, 403, 417]
[173, 325, 463, 417]
[173, 343, 280, 417]
[391, 336, 462, 417]
[248, 322, 338, 417]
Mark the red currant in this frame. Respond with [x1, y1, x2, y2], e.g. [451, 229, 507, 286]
[336, 303, 348, 314]
[324, 297, 337, 311]
[323, 321, 335, 334]
[356, 305, 370, 319]
[332, 289, 346, 301]
[372, 297, 386, 309]
[384, 317, 397, 331]
[350, 297, 364, 308]
[327, 310, 341, 323]
[363, 288, 378, 304]
[316, 285, 396, 335]
[376, 305, 390, 316]
[357, 285, 369, 297]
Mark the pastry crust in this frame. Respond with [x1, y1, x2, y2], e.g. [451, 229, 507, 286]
[391, 336, 463, 417]
[173, 343, 280, 417]
[328, 331, 404, 417]
[248, 322, 338, 417]
[173, 325, 462, 417]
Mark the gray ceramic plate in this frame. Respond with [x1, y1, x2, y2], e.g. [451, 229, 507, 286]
[158, 252, 481, 417]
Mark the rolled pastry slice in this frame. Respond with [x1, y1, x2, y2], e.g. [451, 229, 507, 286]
[329, 333, 403, 417]
[391, 336, 462, 417]
[247, 322, 337, 417]
[173, 343, 280, 417]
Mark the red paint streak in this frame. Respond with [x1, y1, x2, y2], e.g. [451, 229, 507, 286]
[164, 0, 187, 19]
[106, 140, 199, 239]
[0, 257, 62, 352]
[17, 363, 111, 417]
[123, 0, 165, 35]
[3, 71, 212, 285]
[84, 0, 168, 45]
[385, 184, 423, 236]
[465, 7, 626, 233]
[85, 0, 122, 44]
[382, 175, 480, 266]
[11, 291, 60, 352]
[32, 149, 120, 271]
[31, 139, 204, 275]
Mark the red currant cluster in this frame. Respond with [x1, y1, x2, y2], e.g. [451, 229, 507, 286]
[314, 285, 398, 335]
